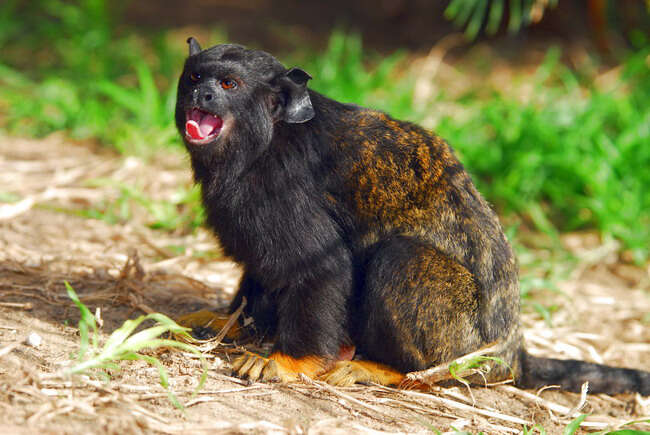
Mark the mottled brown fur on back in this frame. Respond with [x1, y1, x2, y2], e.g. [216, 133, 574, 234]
[338, 110, 521, 363]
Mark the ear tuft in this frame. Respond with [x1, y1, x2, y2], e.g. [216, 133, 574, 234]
[187, 37, 202, 56]
[276, 68, 314, 124]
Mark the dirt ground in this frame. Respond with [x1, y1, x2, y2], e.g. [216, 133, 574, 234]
[0, 134, 648, 434]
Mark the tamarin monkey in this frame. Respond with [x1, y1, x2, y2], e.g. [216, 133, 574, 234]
[175, 38, 649, 395]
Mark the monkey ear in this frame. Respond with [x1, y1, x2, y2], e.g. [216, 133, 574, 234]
[275, 68, 315, 124]
[187, 37, 202, 56]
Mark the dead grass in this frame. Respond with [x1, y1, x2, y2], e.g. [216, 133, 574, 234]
[0, 133, 648, 434]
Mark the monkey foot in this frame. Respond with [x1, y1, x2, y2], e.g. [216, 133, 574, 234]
[321, 360, 405, 387]
[176, 309, 241, 340]
[232, 352, 327, 383]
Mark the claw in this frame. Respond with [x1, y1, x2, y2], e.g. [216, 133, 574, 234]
[231, 352, 327, 384]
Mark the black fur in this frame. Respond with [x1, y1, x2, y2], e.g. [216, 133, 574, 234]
[519, 351, 650, 395]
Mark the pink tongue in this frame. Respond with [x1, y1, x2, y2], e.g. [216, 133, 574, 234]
[186, 120, 203, 139]
[199, 115, 221, 136]
[185, 113, 222, 140]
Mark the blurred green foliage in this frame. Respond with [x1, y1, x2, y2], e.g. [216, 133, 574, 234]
[438, 47, 650, 263]
[445, 0, 558, 40]
[1, 0, 649, 261]
[0, 0, 181, 153]
[301, 32, 415, 121]
[73, 180, 205, 232]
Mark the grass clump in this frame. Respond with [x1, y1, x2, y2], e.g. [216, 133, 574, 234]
[78, 179, 205, 231]
[64, 281, 206, 408]
[448, 354, 512, 386]
[438, 46, 650, 262]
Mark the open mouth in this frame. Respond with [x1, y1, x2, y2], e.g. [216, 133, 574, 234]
[185, 108, 224, 144]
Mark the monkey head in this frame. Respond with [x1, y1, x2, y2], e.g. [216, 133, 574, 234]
[175, 37, 315, 164]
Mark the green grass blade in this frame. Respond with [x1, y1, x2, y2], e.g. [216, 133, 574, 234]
[486, 0, 504, 35]
[94, 80, 142, 115]
[120, 352, 184, 410]
[64, 281, 98, 356]
[563, 414, 588, 435]
[100, 315, 147, 355]
[508, 0, 523, 34]
[134, 60, 161, 124]
[465, 0, 488, 40]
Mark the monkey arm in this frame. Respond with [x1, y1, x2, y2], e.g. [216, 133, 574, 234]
[233, 236, 354, 382]
[273, 244, 353, 358]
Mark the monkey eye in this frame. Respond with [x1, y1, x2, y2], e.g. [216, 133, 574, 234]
[190, 72, 201, 82]
[220, 79, 237, 90]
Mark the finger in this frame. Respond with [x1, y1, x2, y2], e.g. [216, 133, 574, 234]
[246, 355, 267, 382]
[231, 354, 248, 372]
[236, 353, 258, 378]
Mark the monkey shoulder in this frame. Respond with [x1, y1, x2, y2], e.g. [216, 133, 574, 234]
[325, 109, 475, 227]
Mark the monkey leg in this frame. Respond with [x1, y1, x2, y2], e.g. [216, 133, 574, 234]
[325, 235, 484, 387]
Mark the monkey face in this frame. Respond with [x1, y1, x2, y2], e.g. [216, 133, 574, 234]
[176, 38, 315, 160]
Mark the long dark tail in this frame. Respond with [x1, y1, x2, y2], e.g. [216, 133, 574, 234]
[516, 350, 650, 395]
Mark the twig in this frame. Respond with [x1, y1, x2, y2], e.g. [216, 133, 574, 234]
[0, 333, 43, 357]
[214, 297, 246, 344]
[376, 384, 531, 426]
[405, 342, 505, 385]
[189, 297, 247, 353]
[0, 197, 35, 220]
[497, 383, 594, 425]
[0, 342, 21, 358]
[566, 382, 589, 417]
[0, 301, 33, 310]
[185, 389, 276, 407]
[297, 374, 398, 421]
